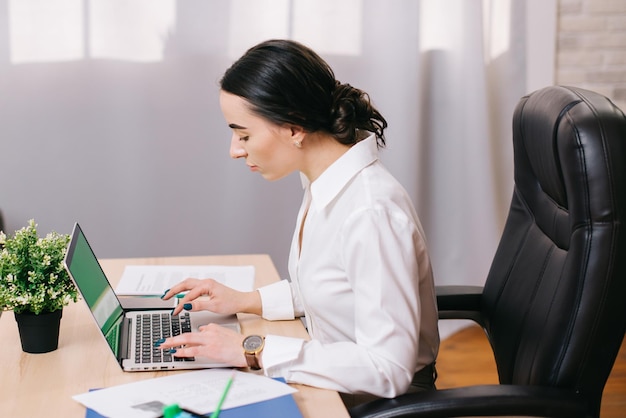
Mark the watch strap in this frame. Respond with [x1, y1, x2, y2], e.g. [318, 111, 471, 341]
[245, 351, 261, 370]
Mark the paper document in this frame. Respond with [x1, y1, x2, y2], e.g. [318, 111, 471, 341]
[115, 265, 255, 295]
[73, 369, 297, 418]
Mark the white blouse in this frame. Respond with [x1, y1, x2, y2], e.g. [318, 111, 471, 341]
[257, 134, 440, 397]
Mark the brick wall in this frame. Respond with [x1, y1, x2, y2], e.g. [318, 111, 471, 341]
[557, 0, 626, 112]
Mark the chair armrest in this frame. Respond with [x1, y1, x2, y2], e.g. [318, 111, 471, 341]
[349, 384, 589, 418]
[436, 285, 484, 325]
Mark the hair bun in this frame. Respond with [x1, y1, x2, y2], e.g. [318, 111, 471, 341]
[330, 82, 386, 147]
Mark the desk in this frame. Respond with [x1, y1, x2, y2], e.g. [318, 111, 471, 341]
[0, 254, 349, 418]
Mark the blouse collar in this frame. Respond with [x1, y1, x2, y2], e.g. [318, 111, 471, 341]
[300, 133, 379, 211]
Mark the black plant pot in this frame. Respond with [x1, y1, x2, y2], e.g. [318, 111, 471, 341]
[14, 309, 63, 353]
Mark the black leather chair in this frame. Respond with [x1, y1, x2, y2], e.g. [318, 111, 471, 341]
[350, 86, 626, 418]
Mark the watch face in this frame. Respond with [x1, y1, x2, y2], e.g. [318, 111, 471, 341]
[244, 335, 263, 351]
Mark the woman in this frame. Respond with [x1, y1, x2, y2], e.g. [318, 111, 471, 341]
[158, 39, 439, 404]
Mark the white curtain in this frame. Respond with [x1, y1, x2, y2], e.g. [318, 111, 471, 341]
[412, 0, 527, 337]
[0, 0, 553, 339]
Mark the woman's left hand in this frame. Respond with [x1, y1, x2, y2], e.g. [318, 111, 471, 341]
[156, 323, 248, 368]
[162, 278, 261, 317]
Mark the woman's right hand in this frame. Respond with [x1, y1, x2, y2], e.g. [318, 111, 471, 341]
[161, 278, 262, 317]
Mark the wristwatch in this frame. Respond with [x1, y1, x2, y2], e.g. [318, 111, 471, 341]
[242, 335, 265, 370]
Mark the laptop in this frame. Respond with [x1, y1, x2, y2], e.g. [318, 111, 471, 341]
[64, 222, 239, 371]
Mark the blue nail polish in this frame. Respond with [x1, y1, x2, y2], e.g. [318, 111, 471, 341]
[166, 348, 177, 354]
[183, 303, 192, 310]
[154, 338, 165, 347]
[160, 288, 170, 299]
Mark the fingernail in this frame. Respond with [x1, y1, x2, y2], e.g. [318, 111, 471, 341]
[170, 308, 175, 316]
[165, 348, 177, 354]
[154, 338, 165, 347]
[160, 288, 170, 299]
[183, 303, 192, 311]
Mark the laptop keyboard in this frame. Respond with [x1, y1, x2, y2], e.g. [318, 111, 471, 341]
[135, 312, 195, 363]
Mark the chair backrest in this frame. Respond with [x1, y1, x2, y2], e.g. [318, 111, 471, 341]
[482, 86, 626, 411]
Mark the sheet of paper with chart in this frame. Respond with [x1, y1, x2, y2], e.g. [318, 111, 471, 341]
[72, 369, 297, 418]
[115, 265, 255, 295]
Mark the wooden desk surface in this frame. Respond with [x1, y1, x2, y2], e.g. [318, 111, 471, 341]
[0, 254, 349, 418]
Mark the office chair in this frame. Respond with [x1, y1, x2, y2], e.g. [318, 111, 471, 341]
[350, 86, 626, 418]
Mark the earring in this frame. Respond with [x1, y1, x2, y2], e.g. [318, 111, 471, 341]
[293, 140, 302, 148]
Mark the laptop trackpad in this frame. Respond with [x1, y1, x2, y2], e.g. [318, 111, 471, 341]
[191, 312, 240, 332]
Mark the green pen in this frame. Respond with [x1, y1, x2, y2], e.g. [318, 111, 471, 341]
[162, 403, 203, 418]
[210, 372, 236, 418]
[162, 403, 182, 418]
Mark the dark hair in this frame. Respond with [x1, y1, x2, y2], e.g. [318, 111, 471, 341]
[220, 39, 387, 147]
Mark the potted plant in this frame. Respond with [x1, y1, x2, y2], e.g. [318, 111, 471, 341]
[0, 219, 78, 353]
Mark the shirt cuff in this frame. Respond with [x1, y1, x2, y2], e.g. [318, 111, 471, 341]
[262, 334, 304, 377]
[257, 279, 295, 320]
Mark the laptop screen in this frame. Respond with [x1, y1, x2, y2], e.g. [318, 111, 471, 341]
[65, 223, 124, 356]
